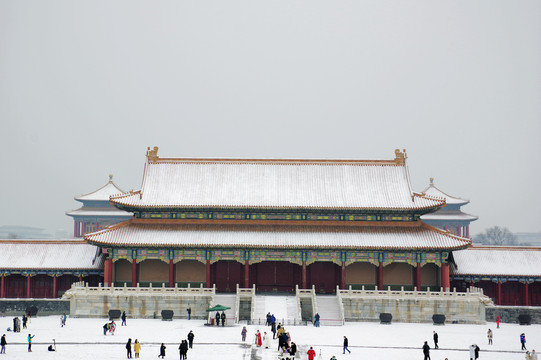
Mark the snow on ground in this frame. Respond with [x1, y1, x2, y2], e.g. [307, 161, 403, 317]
[0, 315, 540, 360]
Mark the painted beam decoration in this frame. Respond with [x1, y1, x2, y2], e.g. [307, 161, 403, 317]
[106, 247, 448, 267]
[135, 210, 418, 222]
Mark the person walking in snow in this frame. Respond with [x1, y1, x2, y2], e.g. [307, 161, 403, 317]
[343, 336, 351, 354]
[187, 330, 194, 349]
[307, 346, 316, 360]
[266, 312, 271, 326]
[179, 339, 188, 360]
[521, 333, 527, 350]
[186, 307, 191, 320]
[531, 349, 538, 360]
[290, 342, 297, 356]
[271, 321, 277, 339]
[433, 331, 439, 349]
[134, 339, 141, 358]
[422, 341, 430, 360]
[158, 343, 166, 358]
[109, 320, 117, 335]
[241, 326, 247, 341]
[314, 313, 320, 327]
[215, 311, 220, 326]
[27, 334, 35, 352]
[263, 331, 271, 348]
[126, 338, 132, 359]
[496, 315, 500, 328]
[121, 311, 127, 326]
[487, 329, 493, 345]
[1, 334, 6, 353]
[255, 330, 262, 347]
[22, 315, 28, 329]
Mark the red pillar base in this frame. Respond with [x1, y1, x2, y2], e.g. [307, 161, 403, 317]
[415, 263, 421, 290]
[441, 263, 450, 291]
[206, 260, 211, 288]
[169, 260, 174, 288]
[104, 259, 113, 287]
[302, 262, 307, 289]
[244, 260, 250, 288]
[377, 263, 383, 290]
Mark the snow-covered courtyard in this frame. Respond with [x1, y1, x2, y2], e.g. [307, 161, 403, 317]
[0, 315, 539, 360]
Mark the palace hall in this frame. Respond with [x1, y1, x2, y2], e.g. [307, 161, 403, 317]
[84, 147, 470, 293]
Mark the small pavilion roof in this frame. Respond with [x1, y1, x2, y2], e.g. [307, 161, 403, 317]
[75, 175, 125, 202]
[66, 207, 133, 218]
[85, 219, 471, 251]
[452, 246, 541, 277]
[421, 210, 478, 222]
[422, 178, 469, 206]
[110, 148, 445, 211]
[0, 239, 103, 270]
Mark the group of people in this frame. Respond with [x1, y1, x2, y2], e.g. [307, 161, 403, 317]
[10, 315, 27, 333]
[103, 320, 117, 335]
[214, 311, 226, 326]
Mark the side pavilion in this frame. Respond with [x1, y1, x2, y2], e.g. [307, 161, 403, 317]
[85, 148, 471, 293]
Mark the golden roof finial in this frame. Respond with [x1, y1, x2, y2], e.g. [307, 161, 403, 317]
[394, 149, 407, 165]
[109, 174, 113, 181]
[430, 177, 434, 185]
[146, 146, 159, 162]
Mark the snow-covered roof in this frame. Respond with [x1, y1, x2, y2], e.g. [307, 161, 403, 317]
[110, 149, 445, 211]
[452, 246, 541, 277]
[421, 178, 469, 206]
[421, 211, 478, 221]
[0, 239, 103, 270]
[66, 207, 133, 218]
[85, 220, 471, 250]
[75, 175, 125, 202]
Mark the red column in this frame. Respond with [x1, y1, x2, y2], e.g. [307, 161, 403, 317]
[244, 260, 250, 288]
[52, 275, 58, 298]
[169, 260, 174, 288]
[466, 226, 470, 238]
[73, 222, 78, 237]
[524, 283, 530, 306]
[0, 274, 4, 298]
[441, 263, 450, 291]
[415, 263, 422, 290]
[340, 262, 346, 289]
[302, 261, 307, 289]
[104, 259, 113, 287]
[377, 263, 383, 289]
[206, 260, 211, 288]
[132, 260, 138, 287]
[82, 222, 86, 236]
[496, 281, 502, 305]
[26, 275, 32, 298]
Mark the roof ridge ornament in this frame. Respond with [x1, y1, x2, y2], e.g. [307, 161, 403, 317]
[109, 174, 113, 182]
[394, 149, 407, 165]
[146, 146, 159, 162]
[430, 177, 434, 185]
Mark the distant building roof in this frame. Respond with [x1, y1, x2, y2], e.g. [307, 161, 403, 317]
[452, 246, 541, 277]
[75, 174, 126, 202]
[85, 219, 471, 251]
[68, 175, 132, 220]
[111, 148, 445, 211]
[0, 239, 103, 271]
[422, 178, 469, 206]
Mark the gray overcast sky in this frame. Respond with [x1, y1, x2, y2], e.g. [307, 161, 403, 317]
[1, 1, 540, 237]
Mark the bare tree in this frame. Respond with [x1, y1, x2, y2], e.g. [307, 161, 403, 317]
[474, 226, 517, 245]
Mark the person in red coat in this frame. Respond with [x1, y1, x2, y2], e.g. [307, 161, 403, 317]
[255, 330, 262, 347]
[307, 346, 316, 360]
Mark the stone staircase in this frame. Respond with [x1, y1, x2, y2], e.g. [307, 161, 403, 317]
[252, 295, 299, 325]
[316, 295, 344, 326]
[211, 294, 236, 324]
